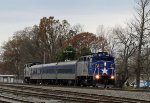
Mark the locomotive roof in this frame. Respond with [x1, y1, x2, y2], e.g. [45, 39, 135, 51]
[93, 52, 114, 58]
[30, 60, 77, 68]
[80, 52, 114, 58]
[57, 60, 77, 65]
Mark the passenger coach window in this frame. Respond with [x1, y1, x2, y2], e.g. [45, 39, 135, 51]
[57, 69, 73, 74]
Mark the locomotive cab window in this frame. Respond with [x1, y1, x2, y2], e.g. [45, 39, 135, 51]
[78, 57, 84, 61]
[93, 56, 114, 62]
[79, 56, 90, 61]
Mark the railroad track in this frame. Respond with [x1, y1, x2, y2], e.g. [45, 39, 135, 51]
[0, 83, 150, 103]
[2, 83, 150, 92]
[0, 95, 33, 103]
[0, 87, 109, 103]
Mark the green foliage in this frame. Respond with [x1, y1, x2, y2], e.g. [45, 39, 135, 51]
[64, 45, 76, 60]
[80, 47, 91, 56]
[75, 47, 91, 59]
[56, 50, 65, 62]
[56, 45, 76, 62]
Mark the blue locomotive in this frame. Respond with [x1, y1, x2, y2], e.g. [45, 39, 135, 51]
[24, 52, 115, 86]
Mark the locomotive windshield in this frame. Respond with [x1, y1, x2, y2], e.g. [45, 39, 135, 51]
[93, 56, 114, 62]
[99, 57, 113, 61]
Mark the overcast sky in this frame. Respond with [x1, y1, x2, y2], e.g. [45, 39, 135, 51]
[0, 0, 135, 46]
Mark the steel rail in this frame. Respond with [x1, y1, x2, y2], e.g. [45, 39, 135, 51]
[0, 94, 34, 103]
[0, 83, 150, 103]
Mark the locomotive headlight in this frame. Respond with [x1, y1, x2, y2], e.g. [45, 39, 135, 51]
[95, 75, 100, 79]
[104, 62, 106, 66]
[111, 75, 115, 79]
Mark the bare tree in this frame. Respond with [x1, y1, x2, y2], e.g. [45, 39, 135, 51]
[96, 25, 111, 52]
[141, 46, 150, 86]
[113, 26, 137, 87]
[1, 26, 41, 77]
[131, 0, 150, 88]
[71, 24, 84, 34]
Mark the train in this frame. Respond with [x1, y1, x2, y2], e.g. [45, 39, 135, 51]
[24, 52, 116, 87]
